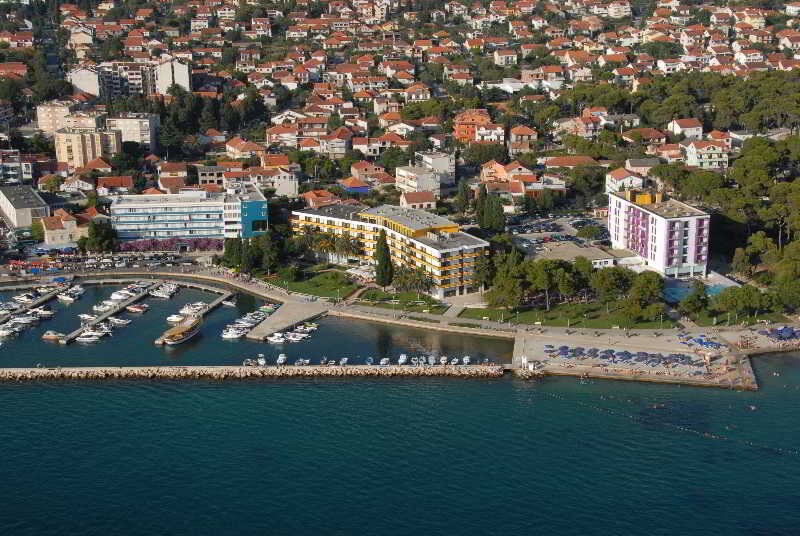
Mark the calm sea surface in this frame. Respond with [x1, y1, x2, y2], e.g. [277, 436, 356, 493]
[0, 285, 799, 535]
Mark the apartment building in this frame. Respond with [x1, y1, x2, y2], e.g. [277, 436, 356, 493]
[291, 204, 489, 298]
[54, 128, 123, 170]
[683, 140, 729, 170]
[106, 113, 161, 151]
[0, 185, 50, 228]
[109, 185, 268, 240]
[36, 100, 80, 135]
[68, 58, 191, 98]
[608, 190, 710, 277]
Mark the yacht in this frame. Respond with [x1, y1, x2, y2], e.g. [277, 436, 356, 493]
[267, 332, 285, 344]
[108, 316, 131, 326]
[166, 314, 185, 324]
[57, 292, 76, 303]
[339, 357, 349, 366]
[439, 356, 448, 365]
[276, 353, 288, 365]
[256, 355, 267, 367]
[93, 304, 112, 313]
[126, 304, 149, 314]
[221, 328, 246, 339]
[75, 333, 100, 343]
[41, 330, 64, 341]
[463, 356, 471, 365]
[110, 290, 134, 301]
[78, 313, 97, 322]
[179, 302, 206, 315]
[30, 307, 54, 319]
[379, 358, 390, 366]
[161, 316, 202, 346]
[450, 357, 459, 365]
[398, 354, 408, 365]
[10, 315, 38, 325]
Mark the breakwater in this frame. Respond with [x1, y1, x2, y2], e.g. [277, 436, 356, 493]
[0, 365, 506, 382]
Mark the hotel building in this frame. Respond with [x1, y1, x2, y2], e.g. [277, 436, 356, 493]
[291, 204, 489, 298]
[109, 184, 267, 240]
[608, 190, 710, 277]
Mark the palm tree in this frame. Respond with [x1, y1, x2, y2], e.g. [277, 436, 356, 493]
[334, 232, 361, 262]
[315, 232, 336, 261]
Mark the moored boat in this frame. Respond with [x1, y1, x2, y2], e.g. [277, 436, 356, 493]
[161, 316, 202, 345]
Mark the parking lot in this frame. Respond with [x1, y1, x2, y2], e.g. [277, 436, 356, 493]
[509, 215, 609, 255]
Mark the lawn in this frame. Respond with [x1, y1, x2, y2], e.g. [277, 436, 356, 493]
[689, 308, 791, 327]
[356, 289, 448, 314]
[282, 271, 359, 299]
[459, 301, 677, 329]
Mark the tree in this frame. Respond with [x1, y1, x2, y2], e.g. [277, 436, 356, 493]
[454, 179, 471, 214]
[223, 237, 243, 267]
[679, 280, 707, 315]
[374, 229, 393, 288]
[77, 221, 117, 253]
[475, 184, 487, 226]
[577, 225, 601, 240]
[463, 143, 507, 165]
[30, 218, 44, 242]
[198, 99, 219, 133]
[590, 267, 633, 313]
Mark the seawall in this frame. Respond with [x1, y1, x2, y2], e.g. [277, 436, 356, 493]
[0, 365, 506, 382]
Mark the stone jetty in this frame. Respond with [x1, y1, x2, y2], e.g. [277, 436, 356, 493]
[0, 365, 505, 382]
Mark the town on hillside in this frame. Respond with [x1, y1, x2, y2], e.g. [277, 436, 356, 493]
[0, 0, 798, 329]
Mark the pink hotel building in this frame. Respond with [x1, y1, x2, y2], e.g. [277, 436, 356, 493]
[608, 191, 710, 278]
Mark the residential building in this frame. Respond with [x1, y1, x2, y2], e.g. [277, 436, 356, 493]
[54, 128, 123, 170]
[395, 165, 442, 197]
[453, 109, 493, 144]
[0, 185, 50, 228]
[0, 149, 22, 184]
[667, 118, 703, 140]
[400, 191, 436, 210]
[40, 208, 89, 246]
[605, 167, 644, 193]
[36, 100, 80, 135]
[683, 140, 729, 170]
[109, 184, 268, 240]
[106, 113, 161, 151]
[608, 190, 709, 277]
[291, 204, 490, 298]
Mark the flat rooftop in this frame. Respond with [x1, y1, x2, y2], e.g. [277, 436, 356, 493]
[294, 203, 367, 221]
[0, 185, 47, 209]
[611, 192, 707, 219]
[361, 205, 454, 231]
[417, 231, 489, 251]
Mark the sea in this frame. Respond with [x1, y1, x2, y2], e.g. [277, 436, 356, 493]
[0, 284, 799, 535]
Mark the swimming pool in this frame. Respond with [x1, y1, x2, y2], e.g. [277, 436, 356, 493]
[663, 279, 729, 304]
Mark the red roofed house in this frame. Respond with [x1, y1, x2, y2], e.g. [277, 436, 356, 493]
[96, 175, 134, 195]
[299, 189, 340, 209]
[40, 208, 89, 246]
[605, 167, 644, 193]
[399, 191, 436, 210]
[667, 118, 703, 140]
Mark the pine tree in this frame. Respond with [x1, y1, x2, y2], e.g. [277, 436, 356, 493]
[374, 229, 394, 288]
[198, 99, 218, 133]
[475, 184, 487, 226]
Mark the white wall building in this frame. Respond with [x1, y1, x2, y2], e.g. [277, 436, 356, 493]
[608, 190, 710, 277]
[107, 113, 161, 151]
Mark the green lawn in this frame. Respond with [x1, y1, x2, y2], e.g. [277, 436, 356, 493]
[357, 289, 448, 314]
[690, 309, 791, 327]
[282, 271, 359, 299]
[459, 301, 677, 329]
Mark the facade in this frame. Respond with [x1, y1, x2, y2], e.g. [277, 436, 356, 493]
[0, 185, 50, 228]
[68, 59, 191, 98]
[608, 190, 710, 277]
[106, 113, 161, 151]
[36, 100, 79, 135]
[54, 128, 123, 170]
[41, 209, 89, 246]
[291, 204, 489, 299]
[0, 149, 22, 184]
[109, 185, 267, 240]
[394, 165, 442, 196]
[683, 141, 729, 170]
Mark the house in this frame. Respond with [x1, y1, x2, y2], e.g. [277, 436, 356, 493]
[622, 128, 667, 146]
[96, 175, 134, 196]
[667, 118, 703, 140]
[300, 189, 340, 209]
[453, 109, 493, 144]
[158, 162, 188, 179]
[40, 208, 89, 246]
[226, 137, 263, 159]
[400, 191, 436, 210]
[338, 176, 371, 194]
[508, 125, 537, 156]
[493, 49, 518, 66]
[683, 140, 729, 170]
[605, 168, 644, 193]
[543, 155, 598, 169]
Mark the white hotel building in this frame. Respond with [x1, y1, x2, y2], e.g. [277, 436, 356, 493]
[608, 191, 710, 277]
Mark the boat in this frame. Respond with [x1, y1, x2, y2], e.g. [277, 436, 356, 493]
[365, 357, 374, 365]
[166, 314, 185, 324]
[222, 299, 237, 307]
[93, 304, 112, 313]
[398, 354, 408, 365]
[276, 353, 288, 365]
[463, 356, 471, 365]
[267, 332, 285, 344]
[221, 328, 246, 339]
[339, 357, 348, 366]
[82, 329, 109, 338]
[161, 316, 203, 346]
[256, 355, 266, 366]
[294, 359, 304, 366]
[108, 316, 131, 326]
[10, 315, 38, 325]
[286, 332, 309, 341]
[439, 356, 447, 365]
[179, 302, 206, 315]
[110, 290, 134, 301]
[75, 333, 100, 343]
[41, 330, 64, 341]
[30, 307, 54, 318]
[78, 313, 96, 322]
[379, 358, 390, 366]
[411, 357, 419, 366]
[427, 356, 436, 366]
[126, 304, 149, 314]
[0, 326, 16, 337]
[57, 293, 76, 303]
[450, 357, 459, 365]
[12, 293, 37, 304]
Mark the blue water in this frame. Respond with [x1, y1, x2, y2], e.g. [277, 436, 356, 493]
[1, 286, 800, 535]
[664, 280, 728, 304]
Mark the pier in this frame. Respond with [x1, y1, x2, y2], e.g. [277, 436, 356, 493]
[245, 300, 329, 341]
[60, 282, 162, 344]
[0, 364, 506, 382]
[0, 287, 62, 323]
[153, 288, 234, 345]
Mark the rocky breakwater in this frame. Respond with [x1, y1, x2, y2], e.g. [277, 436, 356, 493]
[0, 365, 506, 382]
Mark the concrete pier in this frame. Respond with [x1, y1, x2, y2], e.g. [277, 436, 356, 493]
[60, 282, 161, 344]
[245, 301, 329, 341]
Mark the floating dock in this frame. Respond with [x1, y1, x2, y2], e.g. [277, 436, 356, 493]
[0, 287, 62, 324]
[153, 289, 233, 345]
[60, 282, 161, 344]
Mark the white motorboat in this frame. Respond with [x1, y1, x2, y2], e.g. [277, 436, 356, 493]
[284, 332, 306, 342]
[75, 334, 100, 343]
[267, 333, 285, 344]
[379, 358, 390, 366]
[12, 293, 36, 304]
[110, 290, 134, 301]
[0, 326, 16, 337]
[366, 357, 374, 365]
[179, 302, 206, 315]
[10, 315, 37, 325]
[463, 356, 471, 365]
[398, 354, 408, 365]
[427, 356, 437, 366]
[439, 356, 447, 365]
[108, 316, 131, 326]
[30, 307, 54, 318]
[82, 329, 109, 338]
[57, 293, 76, 303]
[411, 357, 419, 366]
[78, 313, 96, 322]
[93, 304, 112, 313]
[166, 314, 185, 324]
[339, 357, 348, 366]
[222, 299, 237, 307]
[256, 355, 267, 366]
[221, 329, 245, 339]
[450, 357, 459, 365]
[276, 353, 288, 365]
